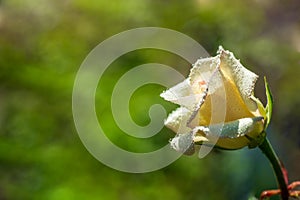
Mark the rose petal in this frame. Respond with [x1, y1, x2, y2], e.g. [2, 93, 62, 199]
[218, 46, 259, 113]
[164, 107, 197, 134]
[193, 117, 265, 149]
[189, 56, 219, 90]
[160, 79, 203, 109]
[169, 133, 195, 155]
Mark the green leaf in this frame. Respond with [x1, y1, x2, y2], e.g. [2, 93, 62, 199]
[264, 77, 273, 129]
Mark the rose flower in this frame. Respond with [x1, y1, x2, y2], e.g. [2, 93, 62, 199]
[161, 46, 268, 155]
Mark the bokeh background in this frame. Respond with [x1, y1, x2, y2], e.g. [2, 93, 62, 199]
[1, 0, 300, 199]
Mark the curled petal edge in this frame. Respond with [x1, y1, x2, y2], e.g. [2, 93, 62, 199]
[169, 117, 265, 154]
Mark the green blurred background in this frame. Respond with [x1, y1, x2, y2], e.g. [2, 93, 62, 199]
[1, 0, 300, 199]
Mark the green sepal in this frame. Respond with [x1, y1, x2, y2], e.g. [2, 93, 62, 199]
[264, 77, 273, 129]
[246, 131, 266, 149]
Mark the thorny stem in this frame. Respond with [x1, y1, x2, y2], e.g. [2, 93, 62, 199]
[259, 137, 289, 200]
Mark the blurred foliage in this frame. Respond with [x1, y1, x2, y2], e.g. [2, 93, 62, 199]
[0, 0, 300, 199]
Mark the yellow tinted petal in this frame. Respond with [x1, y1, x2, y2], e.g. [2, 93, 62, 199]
[218, 46, 259, 114]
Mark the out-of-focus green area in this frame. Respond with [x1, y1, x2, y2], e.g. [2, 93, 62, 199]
[1, 0, 299, 199]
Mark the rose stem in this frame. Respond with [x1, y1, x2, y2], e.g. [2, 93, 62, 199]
[258, 137, 289, 200]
